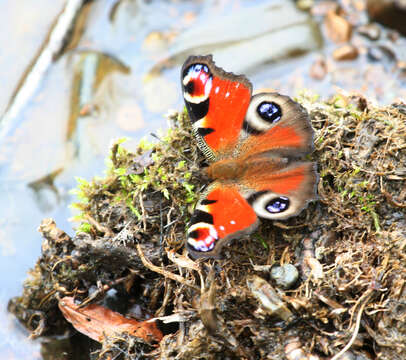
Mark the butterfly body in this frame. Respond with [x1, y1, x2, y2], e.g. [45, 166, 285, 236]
[206, 157, 250, 180]
[181, 55, 318, 259]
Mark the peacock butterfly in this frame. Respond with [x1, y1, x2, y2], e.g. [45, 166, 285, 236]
[181, 55, 318, 259]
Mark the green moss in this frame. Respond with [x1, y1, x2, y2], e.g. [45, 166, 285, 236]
[77, 222, 92, 233]
[70, 112, 201, 242]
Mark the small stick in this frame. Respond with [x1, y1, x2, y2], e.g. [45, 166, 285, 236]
[78, 276, 132, 308]
[84, 214, 114, 237]
[136, 244, 199, 291]
[380, 177, 406, 208]
[331, 290, 372, 360]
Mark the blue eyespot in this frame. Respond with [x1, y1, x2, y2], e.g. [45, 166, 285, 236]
[257, 101, 282, 123]
[188, 64, 209, 76]
[266, 196, 289, 213]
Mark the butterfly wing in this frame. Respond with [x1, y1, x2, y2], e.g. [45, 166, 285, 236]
[242, 161, 318, 220]
[181, 55, 252, 160]
[187, 182, 259, 259]
[238, 92, 314, 159]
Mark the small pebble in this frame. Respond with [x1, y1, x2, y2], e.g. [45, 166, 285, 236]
[310, 57, 328, 80]
[333, 44, 359, 61]
[270, 264, 299, 289]
[397, 60, 406, 73]
[367, 45, 396, 62]
[357, 23, 381, 40]
[324, 10, 353, 43]
[296, 0, 314, 11]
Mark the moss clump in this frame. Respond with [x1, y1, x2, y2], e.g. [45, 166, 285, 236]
[70, 111, 200, 247]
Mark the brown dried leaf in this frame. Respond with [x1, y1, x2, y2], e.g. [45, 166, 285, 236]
[58, 296, 163, 344]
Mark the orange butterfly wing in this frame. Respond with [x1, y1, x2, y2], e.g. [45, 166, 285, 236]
[238, 92, 314, 158]
[181, 55, 252, 159]
[187, 183, 259, 258]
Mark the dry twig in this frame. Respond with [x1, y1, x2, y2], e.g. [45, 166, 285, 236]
[136, 244, 199, 291]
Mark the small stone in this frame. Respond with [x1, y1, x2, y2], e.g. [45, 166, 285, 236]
[296, 0, 314, 11]
[357, 23, 381, 40]
[324, 10, 353, 43]
[310, 57, 328, 80]
[397, 60, 406, 72]
[367, 45, 396, 62]
[270, 264, 299, 289]
[333, 44, 359, 61]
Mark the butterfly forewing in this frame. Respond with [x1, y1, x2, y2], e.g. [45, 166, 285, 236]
[181, 55, 252, 159]
[187, 183, 259, 258]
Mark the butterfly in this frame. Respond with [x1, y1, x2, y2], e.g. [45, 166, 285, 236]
[181, 55, 318, 259]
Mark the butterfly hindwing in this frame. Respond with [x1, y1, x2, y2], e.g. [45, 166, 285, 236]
[242, 161, 318, 220]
